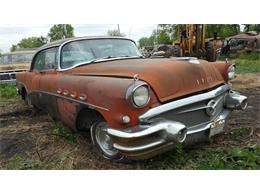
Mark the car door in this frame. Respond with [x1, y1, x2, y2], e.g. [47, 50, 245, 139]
[37, 47, 61, 118]
[27, 49, 47, 108]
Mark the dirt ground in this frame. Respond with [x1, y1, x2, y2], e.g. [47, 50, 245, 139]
[0, 73, 259, 169]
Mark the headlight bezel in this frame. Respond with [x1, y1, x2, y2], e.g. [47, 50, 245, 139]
[227, 64, 236, 80]
[126, 81, 151, 108]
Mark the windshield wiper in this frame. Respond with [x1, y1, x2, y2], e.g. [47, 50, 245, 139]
[75, 55, 143, 68]
[90, 55, 143, 63]
[90, 56, 117, 63]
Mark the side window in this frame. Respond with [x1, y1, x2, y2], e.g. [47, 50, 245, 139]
[45, 48, 58, 69]
[34, 50, 46, 71]
[33, 47, 58, 71]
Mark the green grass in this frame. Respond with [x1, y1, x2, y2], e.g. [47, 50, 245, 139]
[142, 144, 260, 170]
[52, 122, 76, 143]
[218, 52, 260, 73]
[0, 84, 17, 98]
[224, 128, 248, 141]
[0, 84, 19, 106]
[5, 154, 68, 170]
[6, 154, 46, 170]
[142, 128, 259, 170]
[235, 59, 260, 73]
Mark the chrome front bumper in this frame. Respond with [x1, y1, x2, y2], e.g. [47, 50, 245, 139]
[107, 85, 248, 160]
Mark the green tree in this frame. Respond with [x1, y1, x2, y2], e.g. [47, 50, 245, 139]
[10, 36, 47, 52]
[10, 45, 17, 52]
[157, 24, 177, 40]
[157, 30, 172, 44]
[243, 24, 260, 32]
[205, 24, 240, 38]
[48, 24, 74, 42]
[138, 37, 155, 47]
[106, 29, 125, 37]
[138, 25, 176, 47]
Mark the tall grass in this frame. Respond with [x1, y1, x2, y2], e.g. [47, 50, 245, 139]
[0, 84, 17, 98]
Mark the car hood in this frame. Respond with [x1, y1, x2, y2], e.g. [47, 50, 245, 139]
[72, 58, 225, 102]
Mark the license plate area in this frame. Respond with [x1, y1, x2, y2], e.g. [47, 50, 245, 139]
[209, 119, 225, 137]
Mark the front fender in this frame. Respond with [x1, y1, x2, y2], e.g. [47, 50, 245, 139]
[56, 75, 158, 129]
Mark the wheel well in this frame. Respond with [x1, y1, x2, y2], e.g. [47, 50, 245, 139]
[21, 87, 27, 100]
[75, 107, 105, 131]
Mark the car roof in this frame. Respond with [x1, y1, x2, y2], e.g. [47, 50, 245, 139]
[37, 36, 135, 51]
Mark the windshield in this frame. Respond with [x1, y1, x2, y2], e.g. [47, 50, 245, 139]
[61, 39, 142, 69]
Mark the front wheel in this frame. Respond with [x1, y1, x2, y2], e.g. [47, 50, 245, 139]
[90, 120, 124, 161]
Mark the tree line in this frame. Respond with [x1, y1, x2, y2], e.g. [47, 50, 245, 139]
[10, 24, 74, 51]
[138, 24, 260, 48]
[10, 25, 124, 52]
[8, 24, 260, 52]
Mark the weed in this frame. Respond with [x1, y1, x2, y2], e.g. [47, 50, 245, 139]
[0, 84, 17, 98]
[142, 144, 260, 170]
[225, 128, 249, 140]
[52, 122, 76, 143]
[6, 154, 45, 170]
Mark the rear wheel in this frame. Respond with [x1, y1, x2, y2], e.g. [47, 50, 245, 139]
[90, 120, 124, 161]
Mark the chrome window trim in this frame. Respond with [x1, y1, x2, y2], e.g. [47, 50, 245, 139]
[30, 45, 60, 71]
[139, 84, 230, 122]
[57, 37, 140, 71]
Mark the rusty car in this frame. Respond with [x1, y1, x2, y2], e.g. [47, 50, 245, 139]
[0, 49, 35, 84]
[221, 32, 260, 55]
[16, 36, 248, 161]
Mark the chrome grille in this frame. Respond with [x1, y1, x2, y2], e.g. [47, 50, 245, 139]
[149, 93, 226, 131]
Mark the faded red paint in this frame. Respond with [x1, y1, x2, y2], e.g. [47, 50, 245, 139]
[16, 58, 229, 130]
[72, 59, 226, 102]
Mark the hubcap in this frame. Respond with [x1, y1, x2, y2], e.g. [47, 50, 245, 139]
[95, 122, 119, 157]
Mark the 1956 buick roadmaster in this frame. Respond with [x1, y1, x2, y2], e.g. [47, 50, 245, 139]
[16, 36, 247, 161]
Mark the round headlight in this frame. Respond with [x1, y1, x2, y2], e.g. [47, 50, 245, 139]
[228, 65, 235, 80]
[132, 85, 150, 108]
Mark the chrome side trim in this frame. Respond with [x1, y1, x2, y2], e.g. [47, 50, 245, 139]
[139, 84, 230, 122]
[30, 90, 109, 111]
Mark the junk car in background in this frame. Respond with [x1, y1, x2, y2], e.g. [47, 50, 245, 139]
[0, 49, 35, 84]
[221, 32, 260, 55]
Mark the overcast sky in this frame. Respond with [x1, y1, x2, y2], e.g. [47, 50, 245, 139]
[0, 24, 157, 52]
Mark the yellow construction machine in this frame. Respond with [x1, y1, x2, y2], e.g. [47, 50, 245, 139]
[173, 24, 217, 62]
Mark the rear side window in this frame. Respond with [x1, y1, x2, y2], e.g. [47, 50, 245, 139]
[33, 47, 58, 71]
